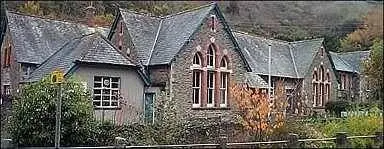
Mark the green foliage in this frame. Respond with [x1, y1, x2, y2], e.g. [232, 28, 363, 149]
[9, 76, 95, 147]
[325, 100, 351, 117]
[339, 8, 383, 52]
[318, 106, 383, 148]
[363, 39, 384, 101]
[94, 13, 114, 27]
[18, 1, 43, 16]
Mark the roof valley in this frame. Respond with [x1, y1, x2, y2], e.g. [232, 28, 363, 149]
[288, 43, 299, 78]
[147, 19, 163, 65]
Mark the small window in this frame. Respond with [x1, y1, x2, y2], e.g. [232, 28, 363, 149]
[210, 15, 216, 32]
[207, 44, 215, 67]
[21, 65, 32, 80]
[144, 93, 155, 124]
[207, 71, 215, 107]
[3, 85, 10, 95]
[119, 21, 123, 34]
[220, 57, 227, 68]
[93, 76, 120, 108]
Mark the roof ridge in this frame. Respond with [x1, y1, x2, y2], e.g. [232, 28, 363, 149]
[162, 2, 214, 18]
[6, 11, 86, 26]
[118, 8, 162, 19]
[233, 30, 290, 44]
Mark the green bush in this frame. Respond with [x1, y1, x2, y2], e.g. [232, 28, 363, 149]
[319, 106, 383, 148]
[325, 100, 351, 117]
[9, 77, 95, 147]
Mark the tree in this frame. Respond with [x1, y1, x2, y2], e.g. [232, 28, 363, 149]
[9, 76, 96, 147]
[18, 1, 43, 16]
[340, 8, 383, 52]
[231, 80, 287, 141]
[363, 38, 383, 101]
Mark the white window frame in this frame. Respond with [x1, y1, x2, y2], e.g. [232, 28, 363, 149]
[192, 70, 201, 108]
[93, 76, 120, 108]
[210, 15, 216, 32]
[207, 45, 215, 68]
[193, 53, 201, 67]
[207, 71, 215, 107]
[220, 72, 228, 107]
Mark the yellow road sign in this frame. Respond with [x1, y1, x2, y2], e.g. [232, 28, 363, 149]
[51, 69, 64, 84]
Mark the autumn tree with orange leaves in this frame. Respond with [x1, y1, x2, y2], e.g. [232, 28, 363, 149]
[231, 80, 287, 141]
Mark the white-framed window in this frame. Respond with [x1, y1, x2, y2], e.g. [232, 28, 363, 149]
[192, 70, 201, 107]
[192, 53, 202, 107]
[220, 72, 228, 107]
[210, 15, 216, 32]
[207, 44, 215, 68]
[207, 71, 215, 107]
[220, 57, 228, 107]
[93, 76, 120, 108]
[193, 53, 201, 67]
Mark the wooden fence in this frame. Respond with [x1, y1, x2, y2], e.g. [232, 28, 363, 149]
[11, 131, 383, 149]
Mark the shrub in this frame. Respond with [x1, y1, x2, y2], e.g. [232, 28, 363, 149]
[319, 106, 383, 148]
[325, 100, 351, 117]
[9, 77, 95, 147]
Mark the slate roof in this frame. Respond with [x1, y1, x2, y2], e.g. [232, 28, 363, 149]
[119, 9, 161, 65]
[117, 4, 214, 65]
[245, 72, 269, 88]
[329, 51, 370, 73]
[28, 33, 135, 82]
[234, 31, 324, 78]
[5, 11, 110, 64]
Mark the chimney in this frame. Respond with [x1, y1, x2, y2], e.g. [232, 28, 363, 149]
[85, 1, 96, 27]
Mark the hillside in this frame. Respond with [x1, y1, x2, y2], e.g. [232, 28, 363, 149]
[2, 1, 383, 51]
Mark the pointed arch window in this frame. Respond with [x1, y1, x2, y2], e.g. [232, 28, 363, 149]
[220, 57, 228, 107]
[207, 44, 215, 68]
[325, 72, 331, 102]
[192, 53, 202, 107]
[312, 70, 318, 107]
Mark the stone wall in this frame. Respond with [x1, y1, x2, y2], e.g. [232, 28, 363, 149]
[167, 9, 249, 121]
[302, 47, 338, 110]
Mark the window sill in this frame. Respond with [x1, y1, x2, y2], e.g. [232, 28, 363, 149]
[192, 107, 231, 110]
[94, 107, 122, 110]
[313, 106, 325, 109]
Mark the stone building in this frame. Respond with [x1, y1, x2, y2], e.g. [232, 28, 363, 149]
[329, 51, 371, 102]
[1, 3, 371, 124]
[234, 31, 338, 114]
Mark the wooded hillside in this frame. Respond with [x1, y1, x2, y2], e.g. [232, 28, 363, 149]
[2, 1, 383, 52]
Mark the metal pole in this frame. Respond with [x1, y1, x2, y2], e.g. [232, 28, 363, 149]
[268, 44, 271, 100]
[55, 83, 62, 148]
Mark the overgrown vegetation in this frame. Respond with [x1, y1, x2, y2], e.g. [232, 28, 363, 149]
[231, 80, 287, 141]
[317, 106, 383, 148]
